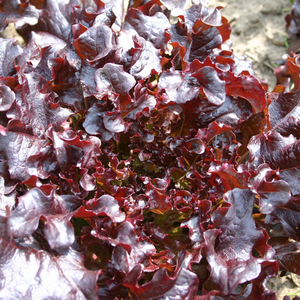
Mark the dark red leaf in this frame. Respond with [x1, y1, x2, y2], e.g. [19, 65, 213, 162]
[75, 194, 125, 223]
[205, 189, 263, 295]
[0, 0, 39, 31]
[158, 69, 200, 104]
[248, 132, 300, 196]
[251, 164, 291, 214]
[73, 23, 113, 63]
[95, 63, 136, 95]
[224, 72, 266, 113]
[209, 163, 250, 192]
[126, 8, 171, 51]
[0, 237, 100, 299]
[0, 38, 23, 77]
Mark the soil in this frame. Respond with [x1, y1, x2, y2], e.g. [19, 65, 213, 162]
[1, 0, 300, 299]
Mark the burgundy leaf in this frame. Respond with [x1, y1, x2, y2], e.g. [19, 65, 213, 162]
[121, 83, 157, 120]
[8, 72, 72, 137]
[0, 131, 46, 182]
[266, 208, 300, 241]
[73, 23, 113, 63]
[269, 73, 300, 138]
[146, 189, 172, 214]
[124, 267, 177, 299]
[189, 21, 222, 62]
[248, 132, 300, 196]
[224, 72, 266, 113]
[0, 38, 23, 77]
[0, 238, 100, 299]
[0, 84, 15, 112]
[209, 163, 250, 192]
[195, 121, 233, 145]
[43, 213, 75, 250]
[206, 188, 262, 295]
[272, 242, 300, 275]
[158, 69, 200, 104]
[20, 0, 73, 42]
[48, 54, 84, 110]
[75, 194, 125, 223]
[111, 244, 131, 274]
[83, 103, 129, 141]
[0, 0, 39, 31]
[16, 31, 67, 80]
[9, 188, 69, 238]
[183, 4, 223, 30]
[126, 8, 171, 51]
[129, 38, 162, 80]
[244, 260, 278, 300]
[0, 0, 296, 298]
[95, 63, 136, 95]
[251, 164, 291, 214]
[157, 268, 198, 300]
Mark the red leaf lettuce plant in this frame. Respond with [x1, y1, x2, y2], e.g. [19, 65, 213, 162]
[0, 0, 299, 299]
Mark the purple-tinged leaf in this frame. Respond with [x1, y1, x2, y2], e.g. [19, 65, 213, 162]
[95, 63, 136, 95]
[0, 84, 15, 112]
[271, 241, 300, 275]
[21, 0, 73, 42]
[158, 70, 200, 104]
[269, 58, 300, 137]
[9, 187, 69, 238]
[0, 0, 39, 31]
[121, 83, 157, 120]
[189, 21, 222, 62]
[247, 132, 296, 170]
[0, 239, 100, 299]
[43, 213, 75, 250]
[103, 111, 127, 133]
[73, 24, 113, 64]
[248, 132, 300, 196]
[130, 38, 162, 80]
[195, 121, 233, 145]
[124, 267, 176, 299]
[146, 189, 172, 214]
[48, 55, 84, 110]
[0, 131, 46, 182]
[181, 200, 211, 243]
[0, 38, 23, 77]
[209, 163, 250, 192]
[286, 0, 300, 39]
[192, 66, 226, 105]
[26, 143, 59, 179]
[111, 244, 132, 274]
[8, 72, 72, 137]
[75, 194, 125, 223]
[126, 8, 171, 51]
[266, 207, 300, 241]
[182, 4, 223, 30]
[83, 103, 129, 141]
[224, 72, 266, 113]
[50, 129, 84, 171]
[156, 268, 199, 300]
[205, 188, 262, 295]
[244, 260, 278, 300]
[16, 31, 67, 80]
[251, 164, 291, 214]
